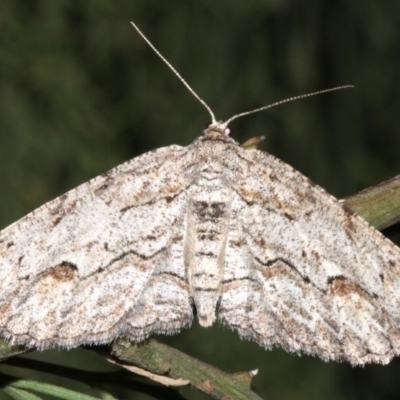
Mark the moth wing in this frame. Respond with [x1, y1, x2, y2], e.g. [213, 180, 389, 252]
[0, 144, 193, 348]
[219, 148, 400, 365]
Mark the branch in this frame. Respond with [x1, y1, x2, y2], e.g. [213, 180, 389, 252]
[109, 339, 260, 399]
[0, 340, 28, 362]
[343, 174, 400, 230]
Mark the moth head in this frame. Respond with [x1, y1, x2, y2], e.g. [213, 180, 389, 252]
[204, 121, 231, 138]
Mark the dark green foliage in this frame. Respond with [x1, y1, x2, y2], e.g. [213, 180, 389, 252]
[1, 1, 400, 399]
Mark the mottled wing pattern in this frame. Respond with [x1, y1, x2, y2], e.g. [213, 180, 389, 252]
[0, 145, 193, 348]
[219, 147, 400, 365]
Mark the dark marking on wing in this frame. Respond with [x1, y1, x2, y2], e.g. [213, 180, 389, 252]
[256, 257, 321, 289]
[230, 238, 245, 247]
[284, 212, 294, 221]
[50, 200, 78, 227]
[222, 276, 259, 285]
[120, 187, 186, 214]
[94, 183, 110, 195]
[46, 261, 78, 282]
[327, 275, 375, 299]
[155, 271, 186, 282]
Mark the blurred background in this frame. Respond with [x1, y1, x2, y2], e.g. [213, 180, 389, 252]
[0, 1, 400, 399]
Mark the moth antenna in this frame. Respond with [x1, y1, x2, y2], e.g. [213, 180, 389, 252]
[224, 85, 354, 126]
[130, 21, 217, 124]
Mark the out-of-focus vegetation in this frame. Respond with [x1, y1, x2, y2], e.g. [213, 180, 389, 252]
[1, 1, 400, 399]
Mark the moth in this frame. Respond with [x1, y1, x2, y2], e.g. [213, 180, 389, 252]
[0, 22, 399, 366]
